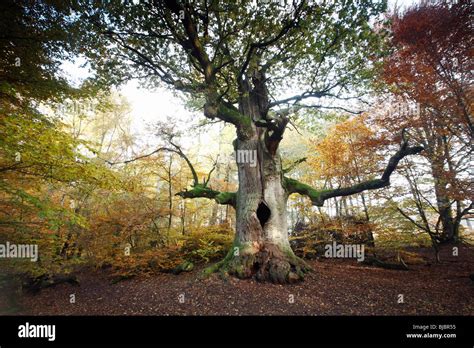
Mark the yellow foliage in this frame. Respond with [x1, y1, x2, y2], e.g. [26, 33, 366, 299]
[179, 224, 234, 263]
[308, 116, 381, 181]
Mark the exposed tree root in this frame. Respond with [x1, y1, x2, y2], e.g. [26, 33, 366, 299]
[203, 242, 311, 284]
[362, 255, 409, 271]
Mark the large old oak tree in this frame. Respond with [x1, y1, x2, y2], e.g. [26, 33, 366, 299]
[78, 0, 423, 283]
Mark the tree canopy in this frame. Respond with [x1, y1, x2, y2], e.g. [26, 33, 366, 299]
[77, 0, 387, 125]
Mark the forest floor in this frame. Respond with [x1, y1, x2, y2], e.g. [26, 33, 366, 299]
[3, 244, 473, 315]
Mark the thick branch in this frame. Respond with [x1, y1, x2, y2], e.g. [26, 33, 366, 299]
[454, 201, 474, 228]
[265, 114, 289, 156]
[204, 100, 253, 137]
[285, 140, 424, 206]
[257, 107, 300, 154]
[176, 184, 236, 207]
[163, 0, 214, 81]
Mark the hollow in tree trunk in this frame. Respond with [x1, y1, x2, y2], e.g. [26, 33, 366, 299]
[215, 135, 310, 283]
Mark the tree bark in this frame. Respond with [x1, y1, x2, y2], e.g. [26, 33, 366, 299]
[431, 161, 456, 243]
[220, 134, 309, 283]
[167, 155, 173, 240]
[208, 75, 309, 283]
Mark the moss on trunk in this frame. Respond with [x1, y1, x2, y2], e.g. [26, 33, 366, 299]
[203, 240, 311, 284]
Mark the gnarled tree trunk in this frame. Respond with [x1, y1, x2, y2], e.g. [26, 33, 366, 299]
[210, 74, 309, 283]
[178, 68, 423, 284]
[225, 134, 309, 283]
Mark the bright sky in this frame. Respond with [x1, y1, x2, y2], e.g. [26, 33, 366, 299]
[60, 58, 192, 139]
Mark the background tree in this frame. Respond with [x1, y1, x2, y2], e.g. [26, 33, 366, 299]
[0, 0, 81, 106]
[308, 116, 382, 221]
[0, 0, 116, 273]
[380, 0, 473, 243]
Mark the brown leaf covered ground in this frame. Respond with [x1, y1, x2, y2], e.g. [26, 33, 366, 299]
[4, 245, 474, 316]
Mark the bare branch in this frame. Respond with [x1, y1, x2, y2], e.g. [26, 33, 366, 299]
[103, 143, 199, 186]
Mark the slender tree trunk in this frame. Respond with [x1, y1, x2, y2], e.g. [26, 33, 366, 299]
[167, 155, 173, 244]
[209, 202, 218, 226]
[328, 181, 340, 217]
[421, 128, 457, 244]
[209, 164, 220, 226]
[180, 201, 186, 235]
[342, 197, 349, 216]
[443, 136, 462, 243]
[224, 163, 231, 225]
[360, 193, 370, 221]
[431, 162, 455, 243]
[359, 192, 374, 246]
